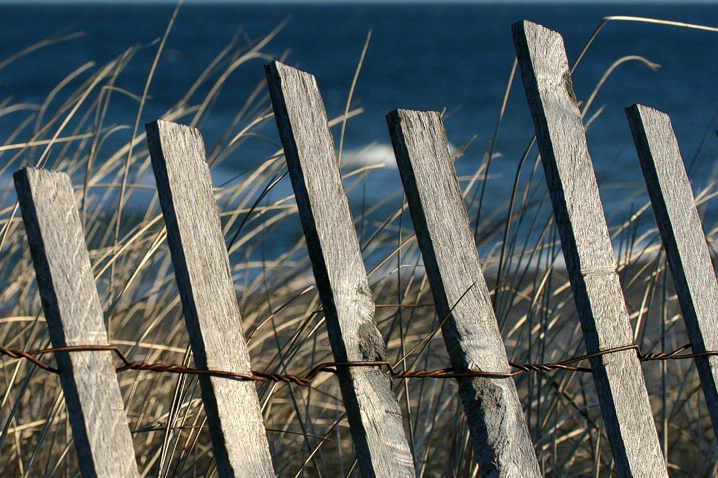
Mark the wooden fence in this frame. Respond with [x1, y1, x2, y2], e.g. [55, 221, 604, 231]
[8, 21, 718, 477]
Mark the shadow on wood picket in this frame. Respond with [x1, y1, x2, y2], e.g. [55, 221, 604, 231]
[11, 20, 718, 478]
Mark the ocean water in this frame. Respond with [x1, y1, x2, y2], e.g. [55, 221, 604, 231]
[2, 3, 718, 240]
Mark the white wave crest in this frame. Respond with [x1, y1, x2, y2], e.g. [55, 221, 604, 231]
[340, 142, 458, 169]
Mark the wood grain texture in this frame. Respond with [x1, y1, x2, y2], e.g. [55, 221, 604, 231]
[512, 21, 667, 477]
[387, 109, 540, 478]
[146, 120, 275, 478]
[627, 104, 718, 438]
[14, 168, 139, 478]
[265, 61, 415, 478]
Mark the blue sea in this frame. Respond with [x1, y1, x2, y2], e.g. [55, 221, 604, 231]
[2, 2, 718, 247]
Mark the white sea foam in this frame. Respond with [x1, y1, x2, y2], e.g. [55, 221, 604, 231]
[340, 143, 397, 169]
[340, 142, 458, 169]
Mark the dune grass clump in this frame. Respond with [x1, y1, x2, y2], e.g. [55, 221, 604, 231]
[1, 11, 717, 477]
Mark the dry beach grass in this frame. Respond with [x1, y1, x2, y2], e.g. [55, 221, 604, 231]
[1, 8, 718, 477]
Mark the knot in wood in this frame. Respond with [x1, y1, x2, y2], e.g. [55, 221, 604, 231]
[357, 322, 388, 362]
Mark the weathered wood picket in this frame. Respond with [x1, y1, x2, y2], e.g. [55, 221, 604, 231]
[10, 20, 718, 477]
[265, 61, 415, 477]
[386, 109, 540, 477]
[626, 104, 718, 438]
[513, 22, 667, 477]
[14, 169, 140, 478]
[145, 120, 275, 477]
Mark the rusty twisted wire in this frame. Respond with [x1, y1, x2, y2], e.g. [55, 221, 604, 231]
[0, 342, 713, 385]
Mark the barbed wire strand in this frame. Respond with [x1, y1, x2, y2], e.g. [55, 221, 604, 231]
[0, 342, 713, 386]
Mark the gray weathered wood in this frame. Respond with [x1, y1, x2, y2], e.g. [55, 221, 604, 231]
[627, 103, 718, 439]
[14, 168, 139, 478]
[145, 120, 275, 478]
[512, 21, 667, 477]
[387, 109, 541, 477]
[265, 61, 415, 478]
